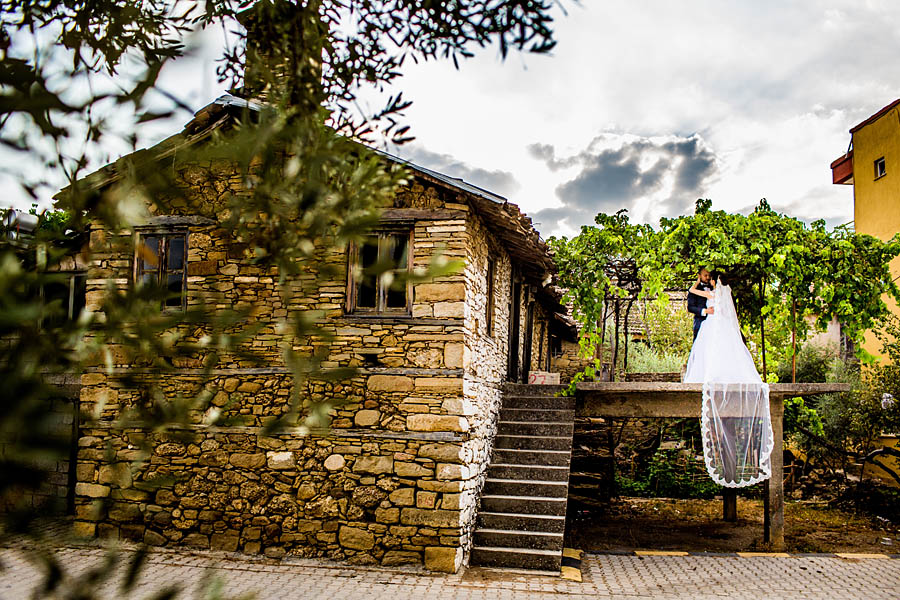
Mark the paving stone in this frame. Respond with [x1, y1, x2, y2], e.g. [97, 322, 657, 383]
[2, 523, 900, 600]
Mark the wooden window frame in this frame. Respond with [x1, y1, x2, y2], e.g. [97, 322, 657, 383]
[134, 229, 188, 311]
[486, 258, 495, 336]
[875, 156, 887, 180]
[346, 228, 413, 316]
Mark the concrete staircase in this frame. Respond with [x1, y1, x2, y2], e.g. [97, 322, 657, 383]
[469, 384, 575, 571]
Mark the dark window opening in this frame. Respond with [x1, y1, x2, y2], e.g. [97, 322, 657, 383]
[550, 335, 563, 358]
[41, 273, 86, 328]
[348, 230, 411, 314]
[136, 232, 187, 309]
[875, 157, 886, 179]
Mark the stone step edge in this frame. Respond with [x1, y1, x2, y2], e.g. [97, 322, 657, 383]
[475, 528, 564, 538]
[478, 511, 567, 520]
[471, 546, 562, 556]
[502, 393, 571, 397]
[498, 421, 574, 426]
[493, 448, 571, 455]
[495, 434, 571, 440]
[490, 463, 569, 470]
[502, 407, 575, 411]
[481, 494, 567, 502]
[485, 478, 570, 486]
[501, 397, 573, 402]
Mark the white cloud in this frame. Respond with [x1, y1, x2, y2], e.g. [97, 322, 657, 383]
[11, 0, 897, 241]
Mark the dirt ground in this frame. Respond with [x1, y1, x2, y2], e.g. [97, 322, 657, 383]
[565, 496, 899, 554]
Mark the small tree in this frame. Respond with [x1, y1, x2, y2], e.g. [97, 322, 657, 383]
[554, 199, 900, 385]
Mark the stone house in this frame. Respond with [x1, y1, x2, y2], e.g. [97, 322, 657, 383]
[71, 95, 580, 572]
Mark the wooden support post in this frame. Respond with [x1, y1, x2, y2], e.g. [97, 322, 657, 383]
[722, 417, 738, 522]
[723, 489, 737, 522]
[791, 299, 797, 384]
[765, 397, 785, 549]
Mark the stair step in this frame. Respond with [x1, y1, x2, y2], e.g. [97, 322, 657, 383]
[494, 434, 572, 450]
[501, 396, 574, 410]
[473, 528, 564, 551]
[477, 511, 567, 533]
[488, 463, 569, 481]
[469, 546, 562, 571]
[501, 384, 569, 397]
[480, 494, 568, 515]
[491, 448, 571, 466]
[497, 421, 574, 436]
[483, 478, 569, 498]
[500, 408, 575, 421]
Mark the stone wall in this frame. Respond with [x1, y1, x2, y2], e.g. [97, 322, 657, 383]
[459, 210, 512, 559]
[74, 424, 468, 571]
[529, 301, 552, 373]
[624, 372, 682, 383]
[0, 395, 76, 514]
[74, 161, 536, 572]
[551, 338, 595, 384]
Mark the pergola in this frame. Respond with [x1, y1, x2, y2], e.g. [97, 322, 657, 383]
[575, 382, 851, 549]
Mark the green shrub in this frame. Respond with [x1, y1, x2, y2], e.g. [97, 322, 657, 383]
[643, 300, 694, 357]
[626, 343, 684, 373]
[616, 448, 720, 499]
[775, 342, 837, 383]
[784, 396, 825, 440]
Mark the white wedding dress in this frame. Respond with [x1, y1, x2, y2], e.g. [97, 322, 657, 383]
[683, 281, 773, 488]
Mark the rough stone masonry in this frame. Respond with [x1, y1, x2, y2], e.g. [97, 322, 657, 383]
[72, 119, 580, 573]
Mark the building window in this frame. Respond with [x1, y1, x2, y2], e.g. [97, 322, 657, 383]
[41, 272, 86, 327]
[875, 157, 886, 179]
[348, 230, 411, 314]
[486, 259, 495, 335]
[135, 232, 187, 309]
[550, 335, 563, 358]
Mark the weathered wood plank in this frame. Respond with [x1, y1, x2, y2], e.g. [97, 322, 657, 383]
[576, 382, 850, 407]
[380, 209, 467, 221]
[143, 215, 216, 227]
[87, 366, 464, 377]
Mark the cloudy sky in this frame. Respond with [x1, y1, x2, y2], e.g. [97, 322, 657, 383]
[373, 0, 900, 237]
[15, 0, 900, 239]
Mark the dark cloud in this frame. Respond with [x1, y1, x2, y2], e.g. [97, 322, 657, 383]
[394, 145, 521, 199]
[526, 143, 577, 171]
[532, 135, 719, 236]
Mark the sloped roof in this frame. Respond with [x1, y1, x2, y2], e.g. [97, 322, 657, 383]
[63, 94, 572, 334]
[850, 98, 900, 134]
[370, 148, 556, 283]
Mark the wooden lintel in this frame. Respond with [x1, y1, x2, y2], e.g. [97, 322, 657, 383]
[380, 209, 467, 221]
[141, 215, 217, 227]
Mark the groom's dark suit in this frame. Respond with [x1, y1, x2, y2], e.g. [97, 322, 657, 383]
[687, 281, 713, 341]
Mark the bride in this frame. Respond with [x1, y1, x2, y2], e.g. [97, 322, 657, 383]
[683, 274, 774, 488]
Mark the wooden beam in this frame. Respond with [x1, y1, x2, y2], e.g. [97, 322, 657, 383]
[576, 382, 850, 412]
[380, 209, 467, 221]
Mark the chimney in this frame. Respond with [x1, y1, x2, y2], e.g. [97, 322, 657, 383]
[237, 1, 326, 111]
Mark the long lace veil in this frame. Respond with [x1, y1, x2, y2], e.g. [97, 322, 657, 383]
[685, 281, 774, 487]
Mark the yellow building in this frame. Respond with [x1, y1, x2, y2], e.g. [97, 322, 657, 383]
[832, 98, 900, 361]
[832, 101, 900, 487]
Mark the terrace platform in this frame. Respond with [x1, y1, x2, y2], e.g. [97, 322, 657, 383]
[574, 382, 851, 550]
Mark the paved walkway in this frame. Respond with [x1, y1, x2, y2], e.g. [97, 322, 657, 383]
[2, 540, 899, 600]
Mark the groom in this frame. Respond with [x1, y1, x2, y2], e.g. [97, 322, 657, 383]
[687, 267, 715, 341]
